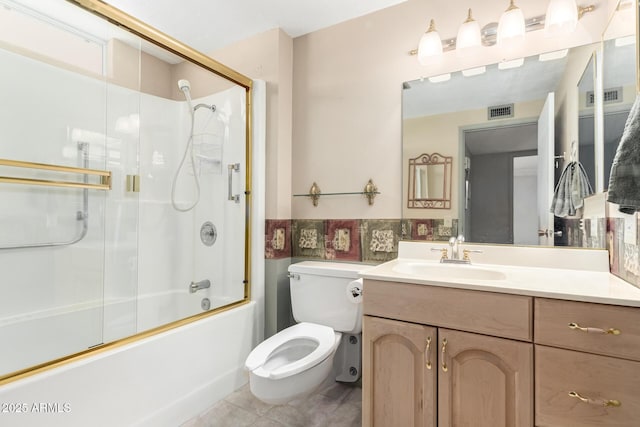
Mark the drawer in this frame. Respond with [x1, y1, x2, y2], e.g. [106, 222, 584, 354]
[363, 279, 532, 341]
[535, 298, 640, 361]
[536, 345, 640, 427]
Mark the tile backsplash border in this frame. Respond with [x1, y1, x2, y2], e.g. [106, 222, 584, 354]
[266, 218, 458, 264]
[267, 213, 639, 289]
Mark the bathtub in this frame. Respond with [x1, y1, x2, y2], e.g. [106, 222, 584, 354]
[0, 291, 237, 376]
[0, 300, 257, 427]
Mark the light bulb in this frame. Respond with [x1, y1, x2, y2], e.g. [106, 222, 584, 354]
[456, 9, 482, 52]
[497, 0, 525, 47]
[417, 19, 443, 65]
[545, 0, 578, 36]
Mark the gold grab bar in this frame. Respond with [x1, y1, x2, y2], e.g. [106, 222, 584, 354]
[0, 158, 111, 190]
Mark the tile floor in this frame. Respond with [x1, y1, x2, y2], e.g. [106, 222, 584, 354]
[180, 377, 362, 427]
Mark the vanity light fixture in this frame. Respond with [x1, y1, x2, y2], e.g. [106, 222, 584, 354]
[544, 0, 578, 36]
[456, 9, 482, 53]
[428, 73, 451, 83]
[497, 0, 525, 47]
[417, 19, 443, 65]
[462, 66, 487, 77]
[538, 48, 569, 61]
[498, 57, 525, 70]
[410, 2, 596, 64]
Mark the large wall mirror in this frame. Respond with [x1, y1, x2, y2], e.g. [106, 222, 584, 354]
[402, 0, 637, 248]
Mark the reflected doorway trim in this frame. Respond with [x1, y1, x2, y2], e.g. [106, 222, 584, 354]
[457, 118, 538, 238]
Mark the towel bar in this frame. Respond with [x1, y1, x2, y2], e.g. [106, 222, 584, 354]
[0, 158, 111, 190]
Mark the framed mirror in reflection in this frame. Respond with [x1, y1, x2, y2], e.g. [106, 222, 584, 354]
[402, 24, 636, 247]
[578, 39, 636, 193]
[407, 153, 452, 209]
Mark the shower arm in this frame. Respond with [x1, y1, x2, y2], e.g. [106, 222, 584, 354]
[0, 142, 90, 250]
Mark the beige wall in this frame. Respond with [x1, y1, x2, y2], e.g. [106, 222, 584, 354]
[554, 43, 599, 167]
[402, 99, 545, 219]
[210, 28, 293, 220]
[292, 0, 608, 220]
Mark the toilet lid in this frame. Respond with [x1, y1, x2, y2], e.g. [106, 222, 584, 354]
[245, 322, 341, 380]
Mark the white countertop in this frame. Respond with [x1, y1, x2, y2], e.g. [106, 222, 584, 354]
[359, 242, 640, 308]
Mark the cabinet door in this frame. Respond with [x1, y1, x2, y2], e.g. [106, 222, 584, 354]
[363, 316, 437, 427]
[438, 328, 533, 427]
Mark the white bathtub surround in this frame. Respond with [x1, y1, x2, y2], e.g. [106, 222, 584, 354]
[360, 241, 640, 307]
[0, 302, 257, 427]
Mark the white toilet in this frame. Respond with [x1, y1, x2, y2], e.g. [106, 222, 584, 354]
[245, 261, 365, 404]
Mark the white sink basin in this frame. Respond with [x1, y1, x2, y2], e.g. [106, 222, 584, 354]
[392, 261, 507, 281]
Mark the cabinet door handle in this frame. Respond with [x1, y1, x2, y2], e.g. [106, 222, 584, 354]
[441, 338, 448, 372]
[568, 322, 621, 335]
[568, 391, 621, 407]
[425, 336, 432, 370]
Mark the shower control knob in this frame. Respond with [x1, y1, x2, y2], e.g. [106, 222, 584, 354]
[200, 221, 217, 246]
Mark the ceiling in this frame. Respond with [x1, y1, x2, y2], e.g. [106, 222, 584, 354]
[103, 0, 409, 54]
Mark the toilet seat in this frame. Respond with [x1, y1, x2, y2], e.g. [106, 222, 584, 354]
[245, 322, 341, 380]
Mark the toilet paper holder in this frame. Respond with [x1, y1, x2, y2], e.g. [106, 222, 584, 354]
[349, 286, 362, 298]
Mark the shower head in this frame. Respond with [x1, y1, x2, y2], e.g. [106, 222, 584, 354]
[177, 79, 191, 93]
[178, 79, 193, 109]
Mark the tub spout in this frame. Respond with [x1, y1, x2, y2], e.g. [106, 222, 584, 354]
[190, 279, 211, 293]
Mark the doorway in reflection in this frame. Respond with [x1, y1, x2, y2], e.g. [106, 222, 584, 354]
[579, 110, 630, 190]
[463, 123, 538, 244]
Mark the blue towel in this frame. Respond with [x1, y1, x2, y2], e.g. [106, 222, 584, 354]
[608, 94, 640, 214]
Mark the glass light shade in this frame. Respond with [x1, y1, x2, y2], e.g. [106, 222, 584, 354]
[417, 19, 443, 65]
[456, 9, 482, 51]
[544, 0, 578, 36]
[497, 2, 525, 46]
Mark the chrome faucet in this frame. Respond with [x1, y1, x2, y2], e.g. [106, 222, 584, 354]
[449, 235, 465, 261]
[189, 279, 211, 293]
[431, 234, 481, 264]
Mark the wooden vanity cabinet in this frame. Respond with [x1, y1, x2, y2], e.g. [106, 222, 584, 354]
[362, 280, 640, 427]
[362, 279, 534, 427]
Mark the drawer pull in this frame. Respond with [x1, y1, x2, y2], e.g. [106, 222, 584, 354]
[441, 338, 448, 372]
[425, 336, 432, 370]
[568, 322, 621, 335]
[568, 391, 621, 407]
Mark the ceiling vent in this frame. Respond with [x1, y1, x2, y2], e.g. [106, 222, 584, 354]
[586, 87, 622, 107]
[488, 103, 514, 120]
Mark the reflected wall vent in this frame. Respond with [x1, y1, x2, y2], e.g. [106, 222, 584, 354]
[586, 87, 622, 107]
[487, 103, 514, 120]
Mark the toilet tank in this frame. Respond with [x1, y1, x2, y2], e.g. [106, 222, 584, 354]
[288, 261, 367, 334]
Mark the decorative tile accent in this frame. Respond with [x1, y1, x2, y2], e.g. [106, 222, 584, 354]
[411, 219, 434, 240]
[272, 228, 286, 250]
[370, 230, 395, 252]
[409, 219, 458, 241]
[607, 218, 622, 276]
[334, 229, 350, 251]
[582, 218, 607, 249]
[299, 229, 318, 249]
[292, 220, 326, 259]
[361, 220, 401, 263]
[623, 243, 639, 277]
[400, 219, 412, 240]
[326, 220, 361, 261]
[265, 219, 291, 259]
